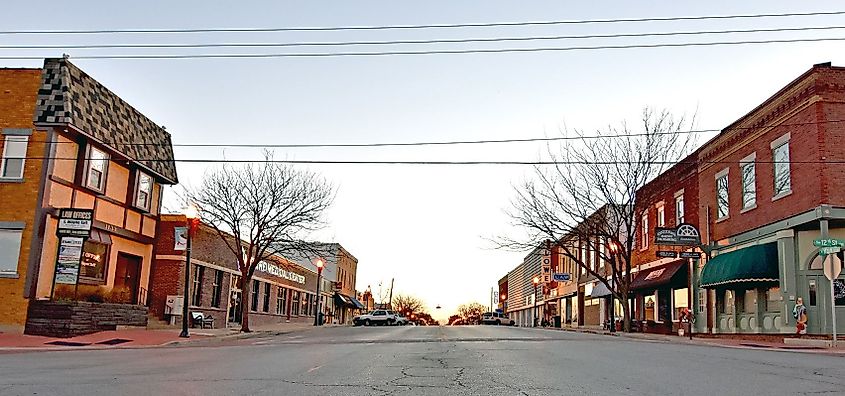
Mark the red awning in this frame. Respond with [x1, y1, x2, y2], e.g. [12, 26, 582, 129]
[630, 260, 687, 291]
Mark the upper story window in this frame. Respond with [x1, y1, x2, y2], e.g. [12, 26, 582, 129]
[674, 191, 685, 225]
[771, 134, 791, 199]
[640, 212, 649, 250]
[1, 135, 28, 180]
[134, 172, 153, 211]
[85, 146, 109, 192]
[715, 169, 729, 220]
[740, 153, 757, 210]
[656, 203, 665, 227]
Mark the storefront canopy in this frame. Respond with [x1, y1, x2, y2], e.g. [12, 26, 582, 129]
[590, 282, 612, 298]
[334, 292, 361, 308]
[630, 260, 686, 291]
[700, 242, 779, 288]
[348, 296, 366, 310]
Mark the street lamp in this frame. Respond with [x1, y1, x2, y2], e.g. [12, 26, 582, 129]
[314, 259, 324, 326]
[532, 276, 540, 327]
[608, 240, 619, 333]
[180, 204, 200, 338]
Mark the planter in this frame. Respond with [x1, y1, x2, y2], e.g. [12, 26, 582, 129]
[25, 300, 148, 338]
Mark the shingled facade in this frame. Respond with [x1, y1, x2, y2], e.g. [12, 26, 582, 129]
[0, 58, 178, 333]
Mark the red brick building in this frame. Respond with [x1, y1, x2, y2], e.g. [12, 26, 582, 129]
[151, 215, 324, 328]
[631, 153, 700, 334]
[695, 62, 845, 336]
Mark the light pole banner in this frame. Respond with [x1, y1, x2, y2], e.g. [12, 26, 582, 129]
[174, 227, 188, 251]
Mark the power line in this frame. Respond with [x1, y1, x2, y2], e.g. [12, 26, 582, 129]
[1, 10, 843, 35]
[2, 36, 842, 60]
[22, 120, 845, 148]
[3, 25, 842, 50]
[17, 157, 845, 166]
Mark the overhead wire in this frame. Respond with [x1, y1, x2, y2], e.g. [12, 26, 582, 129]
[2, 37, 844, 60]
[1, 25, 843, 50]
[21, 120, 845, 147]
[0, 10, 843, 34]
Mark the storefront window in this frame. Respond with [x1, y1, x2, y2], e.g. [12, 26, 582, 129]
[834, 280, 845, 306]
[673, 288, 689, 320]
[743, 289, 757, 314]
[291, 291, 300, 315]
[251, 281, 260, 312]
[765, 286, 782, 312]
[79, 241, 108, 283]
[644, 294, 657, 321]
[262, 282, 270, 312]
[809, 280, 817, 306]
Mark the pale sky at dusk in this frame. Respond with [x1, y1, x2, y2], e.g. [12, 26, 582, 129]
[3, 1, 844, 322]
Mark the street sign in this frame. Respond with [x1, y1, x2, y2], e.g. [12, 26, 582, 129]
[553, 273, 571, 282]
[824, 255, 843, 281]
[819, 246, 842, 256]
[656, 250, 678, 258]
[679, 251, 702, 259]
[814, 238, 845, 248]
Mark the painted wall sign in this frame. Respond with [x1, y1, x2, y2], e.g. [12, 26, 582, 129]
[256, 261, 306, 284]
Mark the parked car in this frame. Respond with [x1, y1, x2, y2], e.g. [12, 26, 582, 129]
[394, 315, 410, 326]
[481, 312, 514, 326]
[353, 310, 397, 326]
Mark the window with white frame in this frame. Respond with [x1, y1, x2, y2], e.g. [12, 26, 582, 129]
[656, 203, 665, 227]
[134, 171, 153, 211]
[640, 212, 649, 250]
[1, 135, 28, 180]
[0, 227, 24, 274]
[716, 170, 729, 220]
[772, 140, 791, 197]
[741, 155, 757, 210]
[673, 288, 689, 320]
[644, 294, 657, 321]
[85, 146, 109, 192]
[675, 193, 685, 225]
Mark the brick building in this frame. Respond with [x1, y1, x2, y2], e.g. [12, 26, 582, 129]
[695, 62, 845, 336]
[0, 59, 177, 333]
[290, 243, 363, 324]
[630, 153, 700, 334]
[151, 215, 323, 328]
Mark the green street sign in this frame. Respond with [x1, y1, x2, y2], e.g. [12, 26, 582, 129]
[819, 246, 842, 256]
[813, 238, 845, 248]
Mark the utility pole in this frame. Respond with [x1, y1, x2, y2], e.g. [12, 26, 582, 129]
[387, 278, 394, 309]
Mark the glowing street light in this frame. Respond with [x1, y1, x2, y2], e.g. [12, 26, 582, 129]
[314, 259, 324, 326]
[180, 204, 200, 338]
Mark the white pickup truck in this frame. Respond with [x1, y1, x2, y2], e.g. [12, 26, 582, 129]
[353, 310, 398, 326]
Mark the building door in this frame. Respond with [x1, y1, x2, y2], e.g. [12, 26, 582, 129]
[805, 276, 823, 333]
[228, 277, 242, 324]
[114, 253, 142, 304]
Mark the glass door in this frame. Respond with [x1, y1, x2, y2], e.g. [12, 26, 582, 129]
[228, 276, 242, 324]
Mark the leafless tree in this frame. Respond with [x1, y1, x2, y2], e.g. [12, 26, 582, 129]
[456, 302, 486, 325]
[499, 108, 694, 332]
[393, 294, 426, 315]
[188, 153, 334, 332]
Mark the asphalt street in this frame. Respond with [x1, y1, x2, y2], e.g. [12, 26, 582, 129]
[1, 326, 843, 396]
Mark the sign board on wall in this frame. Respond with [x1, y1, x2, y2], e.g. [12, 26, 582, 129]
[553, 273, 571, 282]
[56, 209, 93, 238]
[541, 247, 552, 284]
[256, 261, 306, 284]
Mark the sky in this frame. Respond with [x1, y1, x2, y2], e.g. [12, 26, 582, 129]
[3, 1, 845, 322]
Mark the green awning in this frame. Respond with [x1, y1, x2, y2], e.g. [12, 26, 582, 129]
[700, 242, 780, 288]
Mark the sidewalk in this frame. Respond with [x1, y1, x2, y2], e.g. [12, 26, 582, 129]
[0, 321, 330, 352]
[547, 326, 845, 355]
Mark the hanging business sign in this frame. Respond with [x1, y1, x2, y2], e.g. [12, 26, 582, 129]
[553, 273, 571, 282]
[541, 247, 552, 284]
[679, 251, 702, 259]
[656, 251, 678, 258]
[655, 223, 701, 246]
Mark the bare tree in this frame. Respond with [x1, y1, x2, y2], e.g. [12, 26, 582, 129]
[456, 302, 486, 325]
[500, 108, 694, 332]
[393, 294, 426, 315]
[188, 153, 334, 332]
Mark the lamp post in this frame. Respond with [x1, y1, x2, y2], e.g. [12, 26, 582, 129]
[532, 276, 540, 327]
[313, 259, 324, 326]
[180, 204, 200, 338]
[608, 240, 619, 333]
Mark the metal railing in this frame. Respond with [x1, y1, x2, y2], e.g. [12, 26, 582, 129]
[138, 287, 148, 307]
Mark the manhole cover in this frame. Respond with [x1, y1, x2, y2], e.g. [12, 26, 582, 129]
[45, 341, 91, 347]
[96, 338, 132, 345]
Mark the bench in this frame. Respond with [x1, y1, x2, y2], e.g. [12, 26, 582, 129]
[190, 312, 215, 329]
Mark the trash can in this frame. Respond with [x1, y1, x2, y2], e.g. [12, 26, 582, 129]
[318, 312, 325, 325]
[553, 315, 561, 328]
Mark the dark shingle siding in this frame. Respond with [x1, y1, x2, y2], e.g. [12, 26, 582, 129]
[33, 58, 178, 184]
